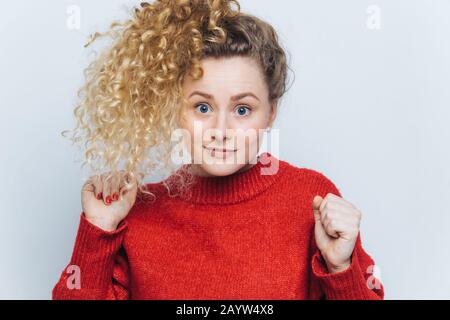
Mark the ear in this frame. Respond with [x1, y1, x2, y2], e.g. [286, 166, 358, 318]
[268, 99, 279, 127]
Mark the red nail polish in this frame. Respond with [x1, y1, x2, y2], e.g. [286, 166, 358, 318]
[96, 192, 103, 200]
[112, 193, 118, 201]
[105, 196, 111, 204]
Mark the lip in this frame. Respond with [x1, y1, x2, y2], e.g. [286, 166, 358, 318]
[203, 146, 237, 152]
[203, 145, 237, 158]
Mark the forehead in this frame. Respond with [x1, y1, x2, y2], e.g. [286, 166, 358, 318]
[183, 56, 266, 93]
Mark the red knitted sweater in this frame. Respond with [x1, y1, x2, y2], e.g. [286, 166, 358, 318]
[52, 152, 384, 300]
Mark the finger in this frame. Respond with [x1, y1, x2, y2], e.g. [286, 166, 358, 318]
[92, 174, 103, 200]
[319, 197, 352, 225]
[324, 217, 352, 238]
[81, 176, 95, 195]
[120, 171, 137, 198]
[313, 210, 330, 251]
[109, 172, 120, 201]
[325, 193, 355, 210]
[324, 192, 341, 201]
[312, 195, 322, 210]
[322, 207, 359, 237]
[319, 196, 328, 213]
[325, 204, 357, 221]
[322, 214, 340, 238]
[314, 195, 331, 228]
[312, 195, 323, 222]
[118, 171, 129, 197]
[319, 199, 330, 227]
[101, 172, 112, 205]
[330, 213, 361, 232]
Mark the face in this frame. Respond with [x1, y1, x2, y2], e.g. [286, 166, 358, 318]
[179, 56, 277, 177]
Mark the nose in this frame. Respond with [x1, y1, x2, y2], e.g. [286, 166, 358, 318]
[210, 111, 232, 142]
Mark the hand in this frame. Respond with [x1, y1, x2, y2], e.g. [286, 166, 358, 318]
[81, 170, 138, 231]
[312, 193, 362, 273]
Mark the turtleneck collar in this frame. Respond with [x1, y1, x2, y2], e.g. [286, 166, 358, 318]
[165, 152, 288, 205]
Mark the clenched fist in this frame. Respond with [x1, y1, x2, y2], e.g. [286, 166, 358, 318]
[312, 193, 362, 274]
[81, 170, 138, 231]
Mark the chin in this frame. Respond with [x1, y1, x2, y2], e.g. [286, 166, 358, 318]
[199, 162, 245, 177]
[196, 147, 249, 177]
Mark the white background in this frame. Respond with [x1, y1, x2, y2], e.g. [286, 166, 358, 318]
[1, 0, 449, 299]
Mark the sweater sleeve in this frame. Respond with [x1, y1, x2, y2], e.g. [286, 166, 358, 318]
[308, 172, 385, 300]
[52, 212, 131, 300]
[311, 232, 384, 299]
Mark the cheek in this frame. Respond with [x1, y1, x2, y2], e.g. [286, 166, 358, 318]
[238, 117, 268, 146]
[177, 119, 197, 154]
[231, 127, 265, 157]
[179, 113, 201, 142]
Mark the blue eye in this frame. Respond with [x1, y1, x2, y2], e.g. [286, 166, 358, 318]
[235, 105, 251, 116]
[195, 103, 210, 114]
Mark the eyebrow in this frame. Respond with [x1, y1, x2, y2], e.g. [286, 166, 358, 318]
[188, 90, 260, 102]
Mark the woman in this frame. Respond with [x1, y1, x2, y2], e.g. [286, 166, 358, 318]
[53, 0, 384, 299]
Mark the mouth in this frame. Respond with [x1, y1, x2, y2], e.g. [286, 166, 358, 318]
[203, 145, 237, 158]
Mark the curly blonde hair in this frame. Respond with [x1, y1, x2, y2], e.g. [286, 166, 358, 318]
[62, 0, 291, 202]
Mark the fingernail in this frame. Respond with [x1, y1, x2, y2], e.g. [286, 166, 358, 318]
[105, 196, 111, 205]
[96, 192, 103, 200]
[112, 193, 118, 201]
